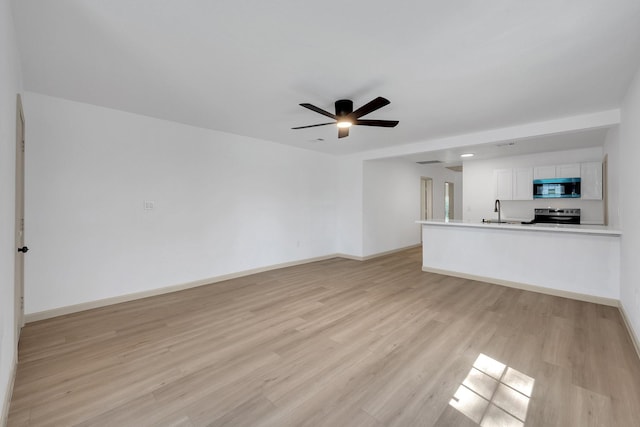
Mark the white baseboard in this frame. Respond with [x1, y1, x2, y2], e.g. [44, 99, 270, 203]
[338, 243, 422, 262]
[421, 266, 620, 307]
[619, 303, 640, 362]
[1, 356, 17, 427]
[25, 245, 423, 323]
[25, 254, 340, 323]
[334, 254, 364, 261]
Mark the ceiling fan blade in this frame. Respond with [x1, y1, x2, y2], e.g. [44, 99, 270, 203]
[352, 97, 391, 119]
[354, 119, 399, 127]
[338, 127, 349, 138]
[291, 122, 335, 129]
[299, 103, 337, 120]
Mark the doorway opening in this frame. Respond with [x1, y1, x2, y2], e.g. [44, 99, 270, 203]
[445, 181, 454, 221]
[421, 177, 433, 221]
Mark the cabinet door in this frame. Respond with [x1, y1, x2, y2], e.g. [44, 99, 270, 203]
[495, 169, 513, 200]
[556, 163, 581, 178]
[512, 167, 533, 200]
[533, 165, 556, 179]
[581, 162, 602, 200]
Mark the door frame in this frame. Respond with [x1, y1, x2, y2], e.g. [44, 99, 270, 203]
[444, 181, 454, 220]
[14, 94, 25, 346]
[420, 177, 433, 241]
[420, 177, 433, 221]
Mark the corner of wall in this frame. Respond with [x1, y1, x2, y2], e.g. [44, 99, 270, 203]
[619, 303, 640, 362]
[618, 60, 640, 356]
[336, 157, 364, 257]
[1, 358, 17, 426]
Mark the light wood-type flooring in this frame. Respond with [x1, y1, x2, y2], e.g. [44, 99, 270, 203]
[8, 247, 640, 426]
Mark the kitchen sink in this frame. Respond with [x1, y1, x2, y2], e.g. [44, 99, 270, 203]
[482, 219, 535, 225]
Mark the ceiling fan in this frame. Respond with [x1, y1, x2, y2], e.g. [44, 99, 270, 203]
[292, 96, 399, 138]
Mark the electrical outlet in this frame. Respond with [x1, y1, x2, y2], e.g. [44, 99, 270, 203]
[143, 200, 155, 210]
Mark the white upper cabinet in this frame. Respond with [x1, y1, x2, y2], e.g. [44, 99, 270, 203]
[581, 162, 602, 200]
[495, 169, 513, 200]
[534, 163, 580, 179]
[494, 167, 533, 200]
[512, 167, 533, 200]
[556, 163, 581, 178]
[495, 162, 601, 201]
[533, 165, 557, 179]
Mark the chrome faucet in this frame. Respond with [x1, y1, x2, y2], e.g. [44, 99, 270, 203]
[494, 199, 501, 223]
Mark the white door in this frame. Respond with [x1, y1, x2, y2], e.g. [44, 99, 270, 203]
[15, 94, 26, 345]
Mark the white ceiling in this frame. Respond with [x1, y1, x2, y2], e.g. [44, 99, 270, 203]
[11, 0, 640, 156]
[402, 127, 610, 165]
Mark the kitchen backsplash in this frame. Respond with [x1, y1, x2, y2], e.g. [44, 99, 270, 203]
[498, 199, 604, 224]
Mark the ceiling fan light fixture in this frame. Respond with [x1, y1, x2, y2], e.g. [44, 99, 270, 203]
[292, 97, 398, 139]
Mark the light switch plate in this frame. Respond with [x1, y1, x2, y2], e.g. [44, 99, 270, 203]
[143, 200, 155, 210]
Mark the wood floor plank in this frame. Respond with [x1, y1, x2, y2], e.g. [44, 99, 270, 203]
[8, 247, 640, 426]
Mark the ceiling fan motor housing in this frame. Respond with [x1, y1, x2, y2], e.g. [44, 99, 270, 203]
[335, 99, 353, 117]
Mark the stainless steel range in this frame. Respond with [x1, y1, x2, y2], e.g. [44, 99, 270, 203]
[533, 208, 581, 224]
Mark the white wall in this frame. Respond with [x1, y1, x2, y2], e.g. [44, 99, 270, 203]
[23, 92, 338, 315]
[619, 64, 640, 346]
[336, 157, 363, 256]
[463, 147, 605, 224]
[0, 0, 22, 421]
[362, 159, 462, 256]
[363, 159, 421, 256]
[422, 224, 620, 301]
[603, 127, 620, 228]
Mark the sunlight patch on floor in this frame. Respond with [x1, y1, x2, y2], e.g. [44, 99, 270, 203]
[449, 353, 535, 426]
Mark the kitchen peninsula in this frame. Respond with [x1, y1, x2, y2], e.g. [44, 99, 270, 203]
[418, 220, 621, 305]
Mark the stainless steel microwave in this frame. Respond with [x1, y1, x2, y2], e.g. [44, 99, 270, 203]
[533, 177, 581, 198]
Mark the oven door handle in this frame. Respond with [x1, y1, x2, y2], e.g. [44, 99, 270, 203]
[546, 216, 574, 221]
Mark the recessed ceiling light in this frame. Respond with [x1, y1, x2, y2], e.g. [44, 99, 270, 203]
[460, 153, 474, 158]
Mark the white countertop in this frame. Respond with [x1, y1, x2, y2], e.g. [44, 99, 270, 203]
[417, 219, 621, 236]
